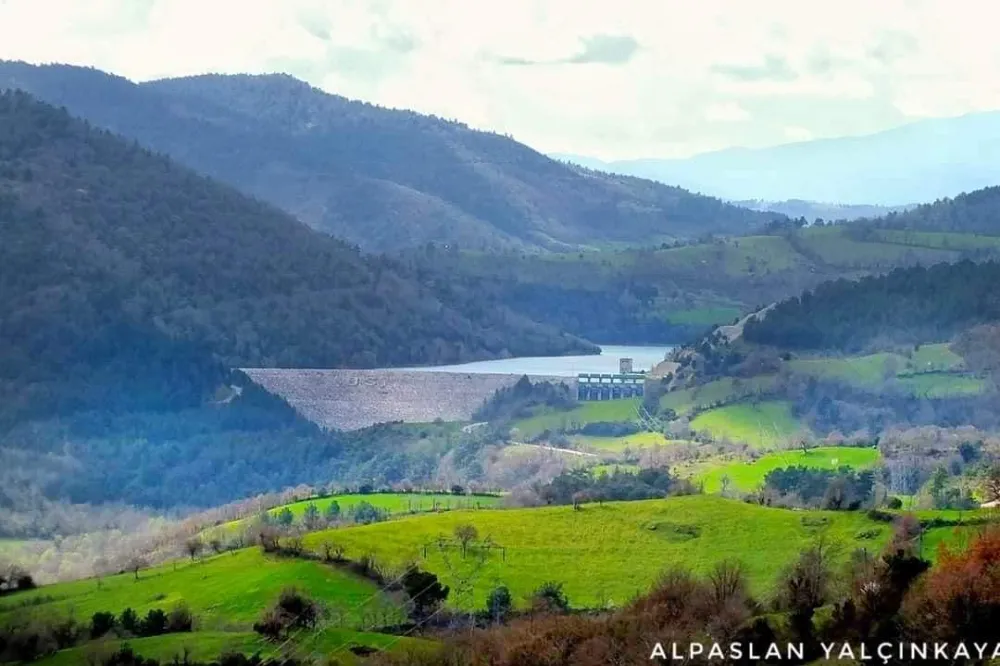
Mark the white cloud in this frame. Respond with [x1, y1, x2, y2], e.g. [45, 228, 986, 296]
[1, 0, 999, 159]
[705, 102, 749, 123]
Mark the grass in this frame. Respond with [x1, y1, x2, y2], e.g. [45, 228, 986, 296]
[691, 447, 881, 493]
[303, 495, 913, 609]
[266, 493, 502, 520]
[689, 401, 806, 449]
[660, 376, 778, 416]
[665, 307, 742, 327]
[893, 373, 987, 398]
[34, 628, 430, 666]
[0, 548, 404, 630]
[208, 493, 503, 538]
[785, 345, 980, 398]
[872, 229, 1000, 252]
[570, 432, 684, 452]
[512, 399, 640, 439]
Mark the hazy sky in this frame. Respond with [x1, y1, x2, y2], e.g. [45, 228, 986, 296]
[2, 0, 999, 159]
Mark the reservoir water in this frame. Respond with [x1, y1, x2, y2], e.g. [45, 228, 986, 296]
[399, 345, 673, 377]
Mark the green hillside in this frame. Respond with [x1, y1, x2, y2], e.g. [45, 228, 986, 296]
[299, 495, 973, 608]
[689, 401, 807, 449]
[0, 548, 403, 629]
[690, 446, 881, 493]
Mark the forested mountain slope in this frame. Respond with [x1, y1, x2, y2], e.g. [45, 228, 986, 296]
[862, 185, 1000, 234]
[405, 224, 1000, 344]
[0, 61, 776, 252]
[743, 260, 1000, 352]
[0, 90, 592, 425]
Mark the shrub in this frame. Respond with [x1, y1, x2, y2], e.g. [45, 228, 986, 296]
[90, 611, 117, 639]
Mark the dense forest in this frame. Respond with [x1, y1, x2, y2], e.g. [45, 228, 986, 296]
[0, 90, 595, 422]
[743, 260, 1000, 351]
[867, 185, 1000, 234]
[0, 61, 777, 252]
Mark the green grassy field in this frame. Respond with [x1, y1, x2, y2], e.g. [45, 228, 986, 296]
[689, 401, 806, 448]
[660, 376, 779, 416]
[690, 446, 881, 493]
[665, 306, 742, 327]
[569, 432, 686, 452]
[512, 399, 640, 439]
[784, 344, 983, 398]
[871, 229, 1000, 252]
[208, 493, 503, 537]
[33, 627, 429, 666]
[301, 495, 946, 609]
[0, 548, 404, 630]
[893, 373, 987, 398]
[787, 345, 964, 386]
[266, 493, 502, 520]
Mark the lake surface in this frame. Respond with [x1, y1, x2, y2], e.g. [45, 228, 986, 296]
[398, 345, 673, 377]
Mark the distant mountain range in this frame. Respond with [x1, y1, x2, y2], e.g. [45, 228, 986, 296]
[554, 111, 1000, 205]
[0, 61, 775, 252]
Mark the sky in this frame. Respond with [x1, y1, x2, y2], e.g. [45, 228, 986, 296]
[2, 0, 1000, 160]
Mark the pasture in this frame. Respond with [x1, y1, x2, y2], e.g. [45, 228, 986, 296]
[689, 401, 806, 449]
[0, 548, 404, 630]
[303, 495, 920, 609]
[690, 446, 881, 493]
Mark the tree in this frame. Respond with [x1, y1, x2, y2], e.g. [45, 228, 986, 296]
[984, 466, 1000, 503]
[126, 554, 148, 581]
[140, 608, 168, 636]
[486, 585, 513, 624]
[453, 524, 479, 556]
[89, 611, 116, 639]
[184, 537, 203, 561]
[276, 507, 294, 527]
[120, 607, 140, 634]
[530, 581, 570, 614]
[302, 502, 322, 531]
[324, 500, 342, 523]
[352, 501, 382, 525]
[401, 566, 449, 620]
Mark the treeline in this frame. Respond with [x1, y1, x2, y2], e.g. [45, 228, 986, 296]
[533, 467, 696, 506]
[743, 260, 1000, 351]
[869, 185, 1000, 235]
[473, 376, 575, 425]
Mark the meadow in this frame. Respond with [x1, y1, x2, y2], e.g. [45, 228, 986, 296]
[0, 548, 404, 630]
[208, 492, 504, 537]
[33, 629, 430, 666]
[511, 399, 641, 439]
[299, 495, 972, 609]
[659, 376, 778, 416]
[689, 446, 881, 493]
[569, 432, 686, 453]
[688, 400, 806, 449]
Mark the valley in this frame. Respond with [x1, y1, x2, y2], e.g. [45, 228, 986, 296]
[4, 49, 1000, 666]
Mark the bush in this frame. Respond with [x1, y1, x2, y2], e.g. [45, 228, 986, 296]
[530, 581, 570, 614]
[166, 604, 194, 633]
[486, 586, 513, 623]
[90, 611, 116, 639]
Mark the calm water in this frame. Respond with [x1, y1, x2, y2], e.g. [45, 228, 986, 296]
[398, 345, 673, 377]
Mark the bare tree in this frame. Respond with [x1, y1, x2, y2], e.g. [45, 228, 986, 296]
[453, 524, 479, 556]
[184, 537, 203, 561]
[126, 553, 148, 581]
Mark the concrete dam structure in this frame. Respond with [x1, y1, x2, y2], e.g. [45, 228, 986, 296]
[243, 368, 573, 431]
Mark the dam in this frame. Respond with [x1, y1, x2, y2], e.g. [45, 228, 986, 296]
[243, 346, 670, 432]
[242, 368, 573, 431]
